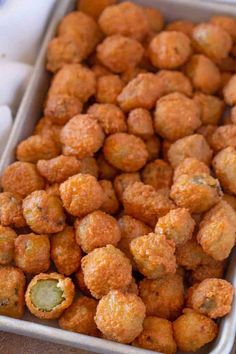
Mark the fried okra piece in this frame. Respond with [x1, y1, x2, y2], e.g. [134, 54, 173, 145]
[103, 133, 148, 172]
[156, 70, 193, 97]
[173, 158, 210, 182]
[123, 181, 175, 227]
[196, 124, 217, 145]
[80, 157, 98, 178]
[78, 0, 116, 19]
[34, 117, 62, 149]
[154, 93, 201, 141]
[210, 125, 236, 151]
[213, 147, 236, 194]
[141, 159, 173, 190]
[133, 316, 177, 354]
[0, 192, 26, 228]
[98, 180, 119, 214]
[191, 261, 225, 284]
[59, 296, 99, 336]
[1, 162, 45, 198]
[148, 31, 191, 69]
[167, 134, 213, 168]
[121, 66, 147, 84]
[0, 226, 17, 265]
[25, 273, 75, 320]
[51, 226, 82, 275]
[98, 1, 149, 42]
[188, 278, 234, 319]
[60, 174, 104, 217]
[127, 108, 154, 140]
[223, 194, 236, 211]
[114, 172, 141, 202]
[166, 20, 194, 37]
[173, 309, 218, 352]
[95, 290, 146, 343]
[96, 75, 124, 104]
[44, 94, 83, 125]
[37, 155, 81, 184]
[48, 64, 96, 103]
[45, 183, 60, 197]
[0, 267, 25, 318]
[97, 35, 144, 73]
[193, 92, 224, 125]
[224, 74, 236, 105]
[130, 233, 176, 279]
[185, 54, 221, 94]
[16, 134, 60, 163]
[75, 210, 121, 253]
[155, 208, 195, 246]
[97, 153, 118, 180]
[117, 215, 152, 265]
[210, 15, 236, 42]
[170, 173, 222, 214]
[197, 201, 236, 261]
[23, 190, 65, 234]
[60, 114, 105, 159]
[117, 73, 163, 112]
[139, 274, 184, 320]
[146, 136, 160, 161]
[14, 233, 50, 274]
[192, 23, 232, 62]
[81, 245, 132, 299]
[87, 103, 126, 135]
[143, 7, 164, 33]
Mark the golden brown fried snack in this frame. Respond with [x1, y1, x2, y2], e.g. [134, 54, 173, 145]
[98, 1, 149, 41]
[173, 309, 218, 352]
[154, 92, 201, 141]
[97, 35, 144, 73]
[213, 147, 236, 194]
[127, 108, 154, 140]
[0, 192, 26, 228]
[166, 20, 194, 37]
[14, 233, 50, 274]
[191, 261, 225, 284]
[60, 114, 104, 158]
[114, 172, 141, 202]
[0, 226, 17, 265]
[87, 103, 126, 134]
[98, 179, 119, 214]
[23, 190, 65, 234]
[80, 157, 98, 178]
[210, 15, 236, 43]
[25, 272, 75, 320]
[96, 75, 124, 104]
[78, 0, 116, 19]
[196, 124, 217, 146]
[75, 210, 121, 253]
[1, 161, 45, 198]
[81, 245, 132, 299]
[34, 117, 62, 149]
[192, 23, 232, 62]
[130, 233, 176, 279]
[155, 208, 195, 246]
[173, 157, 210, 182]
[167, 134, 213, 168]
[95, 290, 146, 343]
[139, 274, 184, 320]
[37, 155, 81, 184]
[133, 316, 177, 354]
[51, 226, 81, 275]
[185, 54, 221, 94]
[91, 64, 112, 78]
[121, 66, 147, 84]
[156, 70, 193, 97]
[223, 194, 236, 211]
[223, 74, 236, 105]
[0, 267, 25, 318]
[97, 153, 118, 180]
[144, 7, 164, 33]
[117, 73, 163, 112]
[103, 133, 148, 172]
[141, 159, 173, 190]
[188, 278, 234, 318]
[123, 181, 175, 227]
[193, 92, 224, 125]
[146, 136, 160, 161]
[170, 173, 222, 214]
[45, 183, 60, 197]
[60, 174, 104, 217]
[75, 269, 91, 296]
[59, 296, 99, 336]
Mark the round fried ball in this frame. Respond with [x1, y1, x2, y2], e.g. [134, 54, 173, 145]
[193, 92, 224, 125]
[81, 244, 132, 299]
[141, 159, 173, 190]
[78, 0, 116, 19]
[223, 194, 236, 211]
[154, 92, 201, 141]
[114, 172, 141, 202]
[213, 147, 236, 194]
[1, 162, 45, 198]
[173, 309, 218, 352]
[127, 108, 154, 140]
[23, 190, 65, 234]
[75, 210, 121, 253]
[103, 133, 148, 172]
[191, 261, 225, 284]
[87, 103, 126, 135]
[60, 114, 105, 158]
[139, 274, 184, 320]
[95, 290, 146, 343]
[211, 15, 236, 42]
[173, 157, 210, 182]
[97, 35, 144, 73]
[148, 31, 191, 69]
[156, 70, 193, 97]
[223, 74, 236, 105]
[96, 75, 124, 104]
[60, 174, 104, 217]
[59, 296, 99, 336]
[34, 117, 62, 149]
[0, 192, 26, 228]
[130, 233, 176, 279]
[99, 179, 119, 214]
[144, 7, 164, 33]
[210, 125, 236, 151]
[0, 226, 17, 265]
[166, 20, 195, 37]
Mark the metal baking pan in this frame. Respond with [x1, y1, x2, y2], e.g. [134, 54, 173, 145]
[0, 0, 236, 353]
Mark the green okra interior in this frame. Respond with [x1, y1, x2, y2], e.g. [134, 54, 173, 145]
[30, 279, 64, 312]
